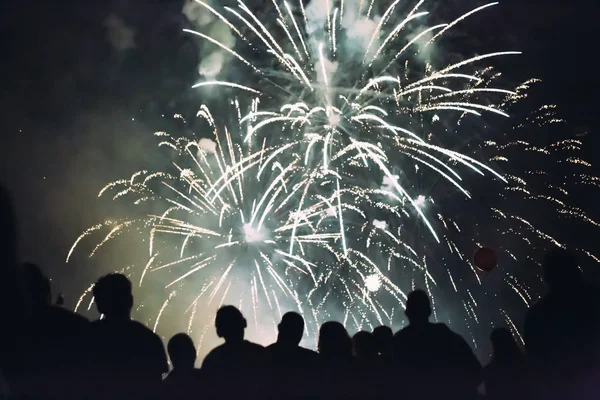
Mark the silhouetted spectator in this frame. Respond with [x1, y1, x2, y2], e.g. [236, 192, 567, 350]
[317, 321, 359, 398]
[394, 290, 481, 400]
[352, 331, 377, 361]
[372, 325, 395, 398]
[19, 263, 89, 399]
[266, 312, 319, 399]
[372, 325, 393, 361]
[202, 305, 265, 370]
[167, 333, 201, 376]
[201, 306, 266, 398]
[163, 333, 203, 399]
[88, 273, 168, 400]
[318, 321, 353, 364]
[525, 248, 600, 399]
[483, 328, 527, 400]
[266, 311, 319, 368]
[353, 330, 386, 398]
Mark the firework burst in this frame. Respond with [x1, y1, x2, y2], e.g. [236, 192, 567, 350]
[70, 0, 598, 350]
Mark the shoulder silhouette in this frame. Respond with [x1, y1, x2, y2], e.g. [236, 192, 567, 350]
[88, 273, 168, 399]
[394, 289, 481, 399]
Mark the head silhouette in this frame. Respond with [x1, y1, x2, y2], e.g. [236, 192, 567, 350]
[490, 327, 522, 362]
[21, 263, 51, 309]
[405, 289, 431, 325]
[168, 333, 197, 370]
[543, 248, 582, 290]
[352, 331, 376, 359]
[93, 273, 133, 319]
[318, 321, 352, 359]
[277, 311, 304, 345]
[372, 325, 393, 355]
[215, 305, 246, 341]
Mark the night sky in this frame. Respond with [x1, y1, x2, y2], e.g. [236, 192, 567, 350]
[0, 0, 598, 351]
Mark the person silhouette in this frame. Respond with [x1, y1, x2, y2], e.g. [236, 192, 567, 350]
[353, 330, 385, 398]
[163, 333, 203, 399]
[394, 290, 481, 400]
[371, 325, 395, 398]
[483, 328, 527, 400]
[352, 331, 377, 361]
[201, 305, 265, 370]
[168, 333, 198, 373]
[316, 321, 358, 398]
[87, 273, 168, 400]
[266, 312, 319, 399]
[318, 321, 353, 364]
[525, 248, 599, 399]
[266, 311, 319, 368]
[372, 325, 393, 362]
[19, 263, 89, 399]
[201, 306, 266, 398]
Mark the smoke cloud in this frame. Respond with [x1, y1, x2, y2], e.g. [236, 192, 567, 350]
[372, 219, 388, 230]
[182, 0, 236, 79]
[104, 14, 136, 52]
[342, 0, 381, 52]
[315, 57, 339, 85]
[198, 138, 217, 154]
[381, 174, 400, 192]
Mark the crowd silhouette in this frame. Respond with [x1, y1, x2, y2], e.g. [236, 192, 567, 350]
[1, 182, 599, 399]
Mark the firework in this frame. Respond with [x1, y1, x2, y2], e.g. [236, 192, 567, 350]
[70, 0, 598, 350]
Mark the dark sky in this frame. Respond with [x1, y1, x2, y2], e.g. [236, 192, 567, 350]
[0, 0, 598, 324]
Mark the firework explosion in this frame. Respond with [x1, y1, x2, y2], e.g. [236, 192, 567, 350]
[70, 0, 598, 350]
